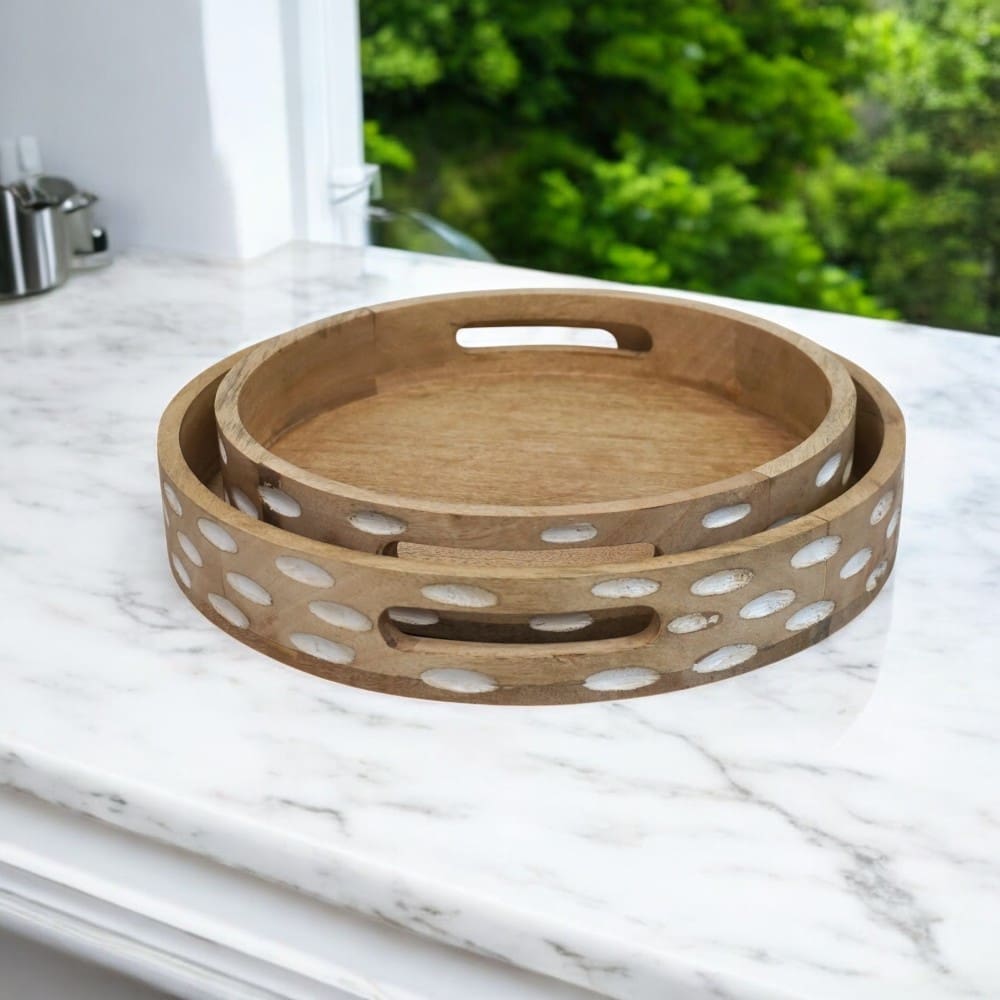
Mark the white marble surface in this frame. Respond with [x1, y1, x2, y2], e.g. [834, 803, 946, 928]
[1, 243, 998, 999]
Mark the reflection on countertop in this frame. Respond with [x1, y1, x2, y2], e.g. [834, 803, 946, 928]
[1, 243, 998, 1000]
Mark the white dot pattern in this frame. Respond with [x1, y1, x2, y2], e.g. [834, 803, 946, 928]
[225, 572, 272, 606]
[739, 590, 795, 620]
[164, 458, 897, 698]
[591, 578, 660, 599]
[163, 384, 901, 703]
[702, 504, 752, 529]
[420, 584, 498, 608]
[667, 612, 719, 634]
[230, 488, 259, 519]
[260, 486, 302, 518]
[790, 536, 841, 569]
[690, 569, 753, 596]
[289, 633, 355, 664]
[171, 553, 191, 589]
[583, 667, 659, 692]
[349, 510, 407, 535]
[176, 531, 203, 567]
[208, 593, 249, 629]
[785, 601, 835, 632]
[866, 558, 889, 593]
[693, 644, 757, 673]
[769, 514, 800, 529]
[275, 556, 334, 588]
[308, 601, 373, 632]
[840, 547, 873, 579]
[163, 482, 182, 516]
[815, 452, 842, 487]
[421, 668, 497, 693]
[541, 522, 598, 544]
[197, 518, 237, 553]
[870, 490, 895, 525]
[886, 508, 900, 539]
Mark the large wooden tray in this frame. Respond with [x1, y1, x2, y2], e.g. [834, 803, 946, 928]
[214, 290, 857, 555]
[158, 347, 903, 706]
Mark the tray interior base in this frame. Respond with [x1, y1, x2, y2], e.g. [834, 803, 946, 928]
[272, 372, 801, 506]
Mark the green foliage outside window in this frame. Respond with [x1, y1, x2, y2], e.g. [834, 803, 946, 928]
[361, 0, 999, 333]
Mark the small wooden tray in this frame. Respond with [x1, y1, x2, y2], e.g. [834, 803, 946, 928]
[215, 290, 857, 555]
[159, 346, 903, 706]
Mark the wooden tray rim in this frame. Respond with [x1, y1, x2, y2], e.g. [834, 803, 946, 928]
[214, 288, 859, 519]
[163, 351, 902, 583]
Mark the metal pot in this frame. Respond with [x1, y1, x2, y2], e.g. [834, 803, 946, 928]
[0, 181, 71, 299]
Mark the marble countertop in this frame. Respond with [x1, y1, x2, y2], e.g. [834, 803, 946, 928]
[1, 243, 998, 1000]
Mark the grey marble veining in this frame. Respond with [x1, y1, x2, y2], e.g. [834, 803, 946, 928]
[1, 243, 999, 999]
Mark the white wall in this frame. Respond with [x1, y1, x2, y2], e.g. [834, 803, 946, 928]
[0, 0, 365, 258]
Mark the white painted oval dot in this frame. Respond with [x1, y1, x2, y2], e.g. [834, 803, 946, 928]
[702, 503, 751, 529]
[690, 568, 753, 597]
[308, 601, 372, 632]
[540, 522, 598, 544]
[197, 517, 237, 553]
[420, 584, 498, 608]
[790, 535, 841, 569]
[225, 572, 271, 606]
[421, 668, 497, 694]
[208, 593, 249, 629]
[840, 547, 873, 579]
[866, 559, 889, 593]
[870, 490, 895, 525]
[387, 607, 439, 626]
[667, 612, 720, 634]
[886, 508, 900, 539]
[218, 435, 228, 466]
[583, 667, 659, 692]
[529, 612, 593, 633]
[739, 589, 796, 620]
[785, 600, 835, 632]
[259, 485, 302, 518]
[176, 531, 203, 568]
[841, 453, 854, 486]
[591, 577, 659, 599]
[275, 556, 334, 588]
[162, 482, 182, 516]
[170, 553, 191, 589]
[230, 488, 259, 519]
[693, 644, 758, 673]
[289, 633, 355, 664]
[815, 452, 843, 487]
[348, 510, 407, 536]
[769, 514, 799, 529]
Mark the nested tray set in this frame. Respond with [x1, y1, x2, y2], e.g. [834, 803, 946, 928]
[157, 290, 904, 705]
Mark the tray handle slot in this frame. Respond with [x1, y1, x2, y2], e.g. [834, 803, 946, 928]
[456, 323, 651, 353]
[380, 606, 660, 657]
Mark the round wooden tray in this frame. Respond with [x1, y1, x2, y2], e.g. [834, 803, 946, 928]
[159, 347, 903, 706]
[214, 290, 857, 555]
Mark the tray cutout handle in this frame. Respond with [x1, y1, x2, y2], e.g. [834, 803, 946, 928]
[380, 606, 660, 659]
[456, 323, 652, 353]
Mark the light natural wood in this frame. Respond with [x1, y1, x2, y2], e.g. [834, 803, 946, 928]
[214, 290, 857, 554]
[158, 344, 904, 705]
[395, 540, 655, 567]
[275, 373, 801, 505]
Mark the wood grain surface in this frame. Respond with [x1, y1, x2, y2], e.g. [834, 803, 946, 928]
[214, 290, 858, 554]
[160, 343, 903, 705]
